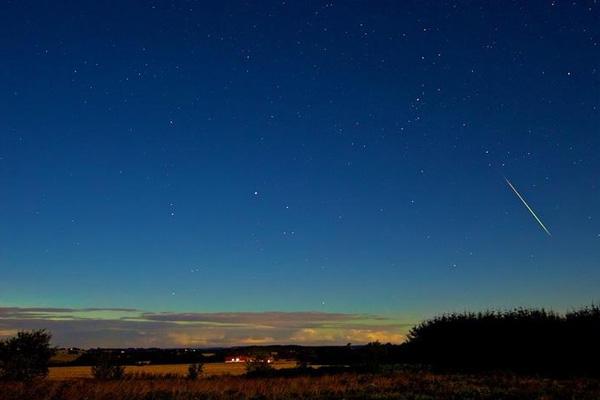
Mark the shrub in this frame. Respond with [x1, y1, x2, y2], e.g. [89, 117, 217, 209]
[187, 363, 203, 380]
[245, 354, 274, 377]
[0, 329, 55, 381]
[91, 353, 125, 380]
[125, 372, 180, 380]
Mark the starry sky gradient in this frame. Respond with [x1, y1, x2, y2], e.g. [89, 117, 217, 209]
[1, 1, 599, 347]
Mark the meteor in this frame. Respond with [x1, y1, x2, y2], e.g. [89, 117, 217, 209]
[504, 177, 552, 236]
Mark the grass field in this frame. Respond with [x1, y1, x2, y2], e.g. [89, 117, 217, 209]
[48, 361, 297, 379]
[3, 371, 600, 400]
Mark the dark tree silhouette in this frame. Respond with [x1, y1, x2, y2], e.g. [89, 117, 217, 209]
[0, 330, 55, 381]
[245, 352, 274, 376]
[187, 363, 203, 380]
[91, 353, 125, 380]
[402, 306, 600, 376]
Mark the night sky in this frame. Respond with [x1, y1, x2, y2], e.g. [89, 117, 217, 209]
[1, 1, 599, 347]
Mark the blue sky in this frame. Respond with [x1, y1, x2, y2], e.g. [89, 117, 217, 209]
[1, 0, 599, 346]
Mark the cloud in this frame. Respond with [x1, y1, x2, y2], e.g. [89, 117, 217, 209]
[138, 311, 379, 328]
[0, 307, 139, 321]
[0, 307, 410, 348]
[343, 329, 406, 343]
[0, 307, 138, 315]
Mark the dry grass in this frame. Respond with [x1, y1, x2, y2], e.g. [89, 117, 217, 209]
[49, 351, 81, 365]
[2, 371, 600, 400]
[48, 361, 297, 380]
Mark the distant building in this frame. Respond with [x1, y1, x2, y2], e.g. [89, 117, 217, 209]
[225, 355, 274, 363]
[225, 355, 252, 363]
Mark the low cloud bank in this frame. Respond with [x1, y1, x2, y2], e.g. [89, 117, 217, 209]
[0, 307, 409, 348]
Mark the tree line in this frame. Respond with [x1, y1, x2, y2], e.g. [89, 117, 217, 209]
[401, 305, 600, 376]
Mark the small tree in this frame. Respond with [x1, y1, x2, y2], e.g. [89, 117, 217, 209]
[187, 363, 203, 380]
[0, 329, 55, 381]
[91, 353, 125, 380]
[245, 353, 274, 376]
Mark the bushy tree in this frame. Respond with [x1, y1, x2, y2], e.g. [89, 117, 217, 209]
[245, 353, 274, 376]
[187, 363, 203, 380]
[91, 353, 125, 380]
[0, 330, 55, 381]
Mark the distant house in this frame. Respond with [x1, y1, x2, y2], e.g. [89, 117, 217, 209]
[225, 355, 274, 363]
[225, 355, 253, 363]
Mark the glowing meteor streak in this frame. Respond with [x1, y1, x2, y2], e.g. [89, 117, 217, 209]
[504, 177, 552, 236]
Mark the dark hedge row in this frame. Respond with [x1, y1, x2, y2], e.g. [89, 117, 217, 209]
[402, 305, 600, 376]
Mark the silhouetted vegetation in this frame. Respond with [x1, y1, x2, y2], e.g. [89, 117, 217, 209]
[91, 353, 125, 380]
[71, 348, 213, 366]
[245, 352, 274, 377]
[402, 305, 600, 376]
[2, 372, 600, 400]
[0, 330, 55, 381]
[124, 372, 181, 380]
[186, 363, 203, 380]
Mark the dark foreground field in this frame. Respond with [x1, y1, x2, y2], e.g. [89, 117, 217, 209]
[2, 372, 600, 400]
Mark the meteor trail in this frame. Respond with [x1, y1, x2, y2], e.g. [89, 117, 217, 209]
[504, 177, 552, 236]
